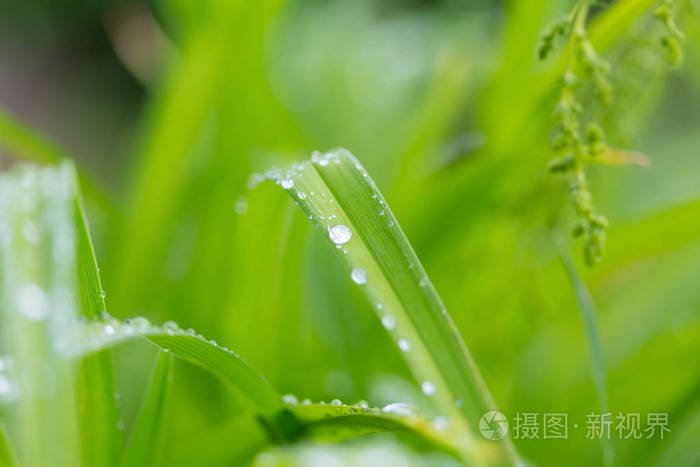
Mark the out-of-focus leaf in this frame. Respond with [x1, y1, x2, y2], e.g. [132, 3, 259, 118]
[0, 422, 19, 467]
[251, 437, 463, 467]
[0, 163, 83, 467]
[121, 352, 173, 467]
[556, 235, 613, 467]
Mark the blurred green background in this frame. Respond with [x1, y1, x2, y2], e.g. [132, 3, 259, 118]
[1, 0, 700, 465]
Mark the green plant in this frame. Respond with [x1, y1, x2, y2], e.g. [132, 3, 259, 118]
[1, 0, 700, 465]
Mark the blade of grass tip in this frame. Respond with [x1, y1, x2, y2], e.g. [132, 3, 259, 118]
[72, 171, 123, 467]
[121, 352, 173, 467]
[0, 107, 116, 216]
[261, 149, 519, 466]
[554, 233, 614, 467]
[0, 162, 83, 467]
[0, 422, 19, 467]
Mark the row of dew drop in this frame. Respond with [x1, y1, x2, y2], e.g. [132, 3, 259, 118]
[280, 394, 451, 432]
[238, 149, 453, 424]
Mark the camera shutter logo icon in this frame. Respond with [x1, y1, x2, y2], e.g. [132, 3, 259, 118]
[479, 411, 509, 440]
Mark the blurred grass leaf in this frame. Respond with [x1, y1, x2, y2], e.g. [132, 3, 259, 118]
[557, 235, 612, 466]
[122, 352, 173, 467]
[0, 422, 19, 467]
[0, 163, 83, 467]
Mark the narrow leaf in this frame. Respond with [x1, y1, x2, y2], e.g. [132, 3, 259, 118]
[73, 175, 122, 467]
[121, 352, 173, 467]
[62, 318, 284, 417]
[556, 235, 614, 467]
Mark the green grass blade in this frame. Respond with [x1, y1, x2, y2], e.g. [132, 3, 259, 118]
[264, 149, 518, 465]
[0, 163, 83, 467]
[556, 235, 613, 467]
[121, 352, 173, 467]
[72, 174, 123, 467]
[0, 422, 19, 467]
[63, 318, 284, 417]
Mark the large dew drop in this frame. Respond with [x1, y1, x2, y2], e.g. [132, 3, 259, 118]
[328, 224, 352, 245]
[381, 315, 396, 330]
[421, 381, 436, 396]
[398, 339, 411, 352]
[16, 283, 49, 321]
[351, 267, 367, 285]
[381, 402, 417, 417]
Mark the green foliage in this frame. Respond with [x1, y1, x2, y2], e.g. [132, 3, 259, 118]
[121, 352, 173, 467]
[1, 0, 699, 466]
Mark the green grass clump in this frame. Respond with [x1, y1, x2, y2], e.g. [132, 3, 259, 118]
[1, 0, 700, 466]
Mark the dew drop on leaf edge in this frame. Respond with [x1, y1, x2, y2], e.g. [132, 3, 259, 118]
[328, 224, 352, 245]
[351, 267, 367, 285]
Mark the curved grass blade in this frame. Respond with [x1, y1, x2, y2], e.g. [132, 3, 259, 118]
[121, 352, 173, 467]
[61, 318, 284, 418]
[556, 234, 613, 467]
[263, 149, 518, 465]
[288, 401, 460, 459]
[0, 422, 19, 467]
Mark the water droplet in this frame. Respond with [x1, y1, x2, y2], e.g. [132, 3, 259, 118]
[331, 399, 342, 406]
[16, 283, 49, 321]
[0, 375, 12, 396]
[282, 394, 298, 405]
[280, 179, 294, 189]
[381, 315, 396, 330]
[298, 191, 307, 200]
[351, 267, 367, 285]
[302, 398, 312, 406]
[419, 277, 428, 287]
[381, 402, 416, 417]
[319, 159, 329, 167]
[22, 220, 39, 244]
[421, 381, 436, 396]
[398, 339, 411, 352]
[433, 416, 450, 430]
[103, 324, 115, 336]
[357, 400, 369, 409]
[328, 224, 352, 245]
[100, 290, 106, 299]
[163, 320, 179, 335]
[130, 317, 150, 333]
[117, 420, 125, 431]
[234, 197, 248, 215]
